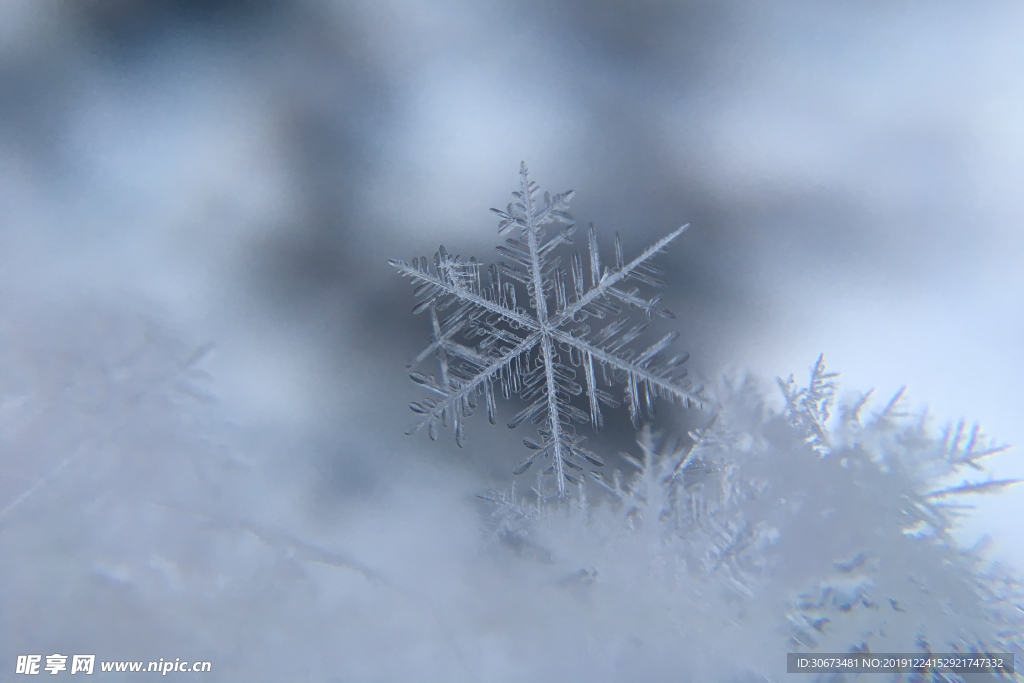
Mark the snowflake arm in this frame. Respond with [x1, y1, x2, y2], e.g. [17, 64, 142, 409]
[406, 332, 541, 440]
[387, 252, 539, 331]
[552, 223, 688, 325]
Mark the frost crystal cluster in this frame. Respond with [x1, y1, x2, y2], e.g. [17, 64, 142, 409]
[479, 359, 1024, 680]
[390, 163, 705, 496]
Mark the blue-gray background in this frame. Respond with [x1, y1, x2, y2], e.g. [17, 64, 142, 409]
[1, 1, 1022, 679]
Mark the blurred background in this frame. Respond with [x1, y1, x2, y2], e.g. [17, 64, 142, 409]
[1, 0, 1022, 678]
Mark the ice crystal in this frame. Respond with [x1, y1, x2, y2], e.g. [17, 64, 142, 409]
[477, 359, 1024, 679]
[778, 353, 837, 456]
[390, 163, 705, 496]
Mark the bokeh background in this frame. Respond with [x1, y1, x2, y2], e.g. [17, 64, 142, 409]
[1, 0, 1022, 679]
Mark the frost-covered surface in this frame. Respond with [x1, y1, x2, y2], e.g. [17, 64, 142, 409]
[392, 163, 704, 496]
[0, 301, 485, 680]
[480, 360, 1024, 681]
[4, 302, 1020, 682]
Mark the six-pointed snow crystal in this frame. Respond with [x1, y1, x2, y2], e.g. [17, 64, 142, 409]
[389, 163, 705, 496]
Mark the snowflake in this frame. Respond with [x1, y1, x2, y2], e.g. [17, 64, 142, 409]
[389, 163, 705, 496]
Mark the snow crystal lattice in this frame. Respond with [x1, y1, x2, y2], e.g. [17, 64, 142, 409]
[390, 162, 705, 496]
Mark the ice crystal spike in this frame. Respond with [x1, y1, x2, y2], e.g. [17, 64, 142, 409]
[390, 162, 705, 497]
